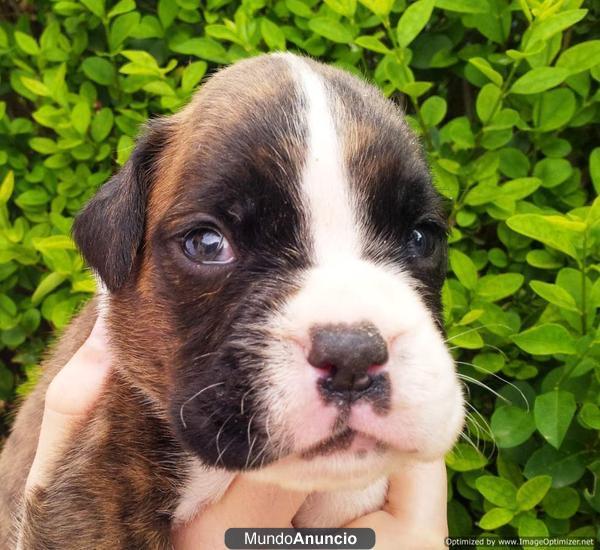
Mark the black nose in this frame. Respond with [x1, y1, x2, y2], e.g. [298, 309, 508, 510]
[308, 323, 388, 393]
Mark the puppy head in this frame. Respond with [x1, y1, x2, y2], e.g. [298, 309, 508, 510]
[73, 53, 464, 491]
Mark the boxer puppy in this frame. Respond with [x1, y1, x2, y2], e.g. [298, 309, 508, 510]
[0, 53, 464, 549]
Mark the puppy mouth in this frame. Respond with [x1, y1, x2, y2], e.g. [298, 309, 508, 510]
[299, 428, 388, 459]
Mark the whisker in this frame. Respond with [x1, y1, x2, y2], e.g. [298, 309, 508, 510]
[459, 431, 480, 455]
[244, 412, 258, 469]
[240, 388, 253, 416]
[457, 374, 508, 403]
[215, 438, 236, 467]
[179, 382, 225, 429]
[445, 323, 512, 344]
[249, 416, 272, 469]
[465, 401, 494, 440]
[464, 412, 480, 443]
[214, 413, 235, 465]
[245, 434, 258, 470]
[456, 361, 529, 411]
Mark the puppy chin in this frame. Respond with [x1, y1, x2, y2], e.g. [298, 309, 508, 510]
[246, 393, 465, 493]
[247, 451, 399, 492]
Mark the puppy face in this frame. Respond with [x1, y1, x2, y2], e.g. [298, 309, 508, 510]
[74, 54, 464, 491]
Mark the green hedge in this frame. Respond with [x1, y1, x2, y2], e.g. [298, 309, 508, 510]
[1, 0, 599, 541]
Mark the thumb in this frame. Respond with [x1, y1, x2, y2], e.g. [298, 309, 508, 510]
[385, 458, 448, 536]
[26, 317, 112, 492]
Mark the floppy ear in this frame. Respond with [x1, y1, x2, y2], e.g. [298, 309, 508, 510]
[73, 120, 168, 293]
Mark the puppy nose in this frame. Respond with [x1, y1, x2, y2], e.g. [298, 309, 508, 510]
[307, 323, 388, 392]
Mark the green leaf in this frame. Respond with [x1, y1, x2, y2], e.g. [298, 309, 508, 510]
[476, 83, 501, 122]
[107, 0, 135, 18]
[524, 446, 585, 488]
[556, 40, 600, 75]
[526, 9, 587, 49]
[0, 295, 18, 330]
[542, 487, 580, 518]
[590, 148, 600, 195]
[449, 249, 478, 290]
[109, 12, 140, 51]
[579, 403, 600, 430]
[354, 36, 391, 54]
[32, 272, 67, 305]
[397, 0, 434, 48]
[475, 476, 517, 508]
[158, 0, 178, 28]
[32, 235, 76, 252]
[500, 177, 541, 201]
[261, 18, 286, 51]
[446, 325, 484, 349]
[15, 189, 50, 208]
[513, 324, 576, 356]
[476, 273, 523, 302]
[169, 37, 228, 64]
[72, 276, 97, 294]
[529, 281, 578, 312]
[518, 515, 548, 537]
[399, 81, 432, 98]
[120, 50, 162, 76]
[29, 137, 58, 154]
[117, 134, 134, 165]
[516, 475, 552, 510]
[20, 77, 50, 97]
[91, 108, 114, 142]
[81, 0, 105, 18]
[491, 406, 536, 448]
[499, 148, 530, 178]
[533, 88, 575, 131]
[308, 17, 354, 43]
[468, 57, 502, 87]
[479, 507, 514, 530]
[71, 101, 91, 135]
[205, 24, 243, 45]
[358, 0, 394, 17]
[511, 67, 569, 95]
[507, 214, 585, 260]
[181, 61, 207, 93]
[533, 158, 572, 189]
[324, 0, 356, 17]
[534, 390, 576, 449]
[446, 443, 487, 471]
[14, 31, 40, 55]
[420, 96, 446, 127]
[285, 0, 313, 18]
[435, 0, 487, 13]
[0, 171, 14, 204]
[82, 57, 116, 85]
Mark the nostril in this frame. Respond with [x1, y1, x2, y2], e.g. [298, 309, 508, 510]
[367, 363, 385, 376]
[312, 362, 336, 378]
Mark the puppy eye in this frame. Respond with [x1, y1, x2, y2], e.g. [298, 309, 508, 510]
[407, 227, 435, 258]
[182, 227, 235, 265]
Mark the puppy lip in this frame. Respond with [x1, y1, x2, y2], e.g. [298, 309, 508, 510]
[298, 429, 376, 459]
[296, 428, 418, 460]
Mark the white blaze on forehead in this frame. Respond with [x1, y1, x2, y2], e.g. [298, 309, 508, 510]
[283, 55, 360, 263]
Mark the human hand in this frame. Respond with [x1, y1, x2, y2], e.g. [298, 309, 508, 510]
[173, 459, 448, 550]
[26, 317, 448, 550]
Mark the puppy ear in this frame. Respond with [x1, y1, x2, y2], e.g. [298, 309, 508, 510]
[73, 120, 168, 292]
